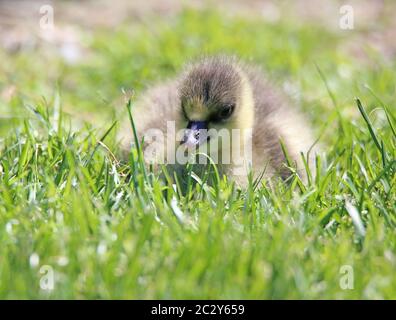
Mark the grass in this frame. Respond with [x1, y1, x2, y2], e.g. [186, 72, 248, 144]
[0, 9, 395, 299]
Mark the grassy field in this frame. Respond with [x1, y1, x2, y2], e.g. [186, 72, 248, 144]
[0, 8, 395, 299]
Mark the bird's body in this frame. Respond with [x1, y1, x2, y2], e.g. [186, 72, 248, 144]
[120, 56, 317, 186]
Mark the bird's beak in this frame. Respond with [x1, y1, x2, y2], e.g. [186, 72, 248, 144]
[181, 121, 209, 149]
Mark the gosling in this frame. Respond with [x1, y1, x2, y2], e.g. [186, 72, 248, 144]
[119, 56, 318, 186]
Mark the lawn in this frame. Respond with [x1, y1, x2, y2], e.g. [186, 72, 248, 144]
[0, 7, 395, 299]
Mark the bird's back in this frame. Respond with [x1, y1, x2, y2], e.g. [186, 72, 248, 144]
[242, 63, 317, 179]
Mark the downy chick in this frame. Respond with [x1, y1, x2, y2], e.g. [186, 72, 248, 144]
[119, 56, 318, 186]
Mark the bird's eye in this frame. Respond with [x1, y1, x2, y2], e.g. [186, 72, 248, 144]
[218, 104, 235, 120]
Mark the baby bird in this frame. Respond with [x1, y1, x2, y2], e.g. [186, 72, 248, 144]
[119, 56, 318, 186]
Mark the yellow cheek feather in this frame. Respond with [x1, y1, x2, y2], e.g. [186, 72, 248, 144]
[235, 70, 255, 132]
[224, 69, 255, 172]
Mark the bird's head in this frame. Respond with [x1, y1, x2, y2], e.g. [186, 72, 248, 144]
[178, 57, 254, 151]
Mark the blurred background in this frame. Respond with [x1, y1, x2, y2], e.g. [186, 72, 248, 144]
[0, 0, 395, 140]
